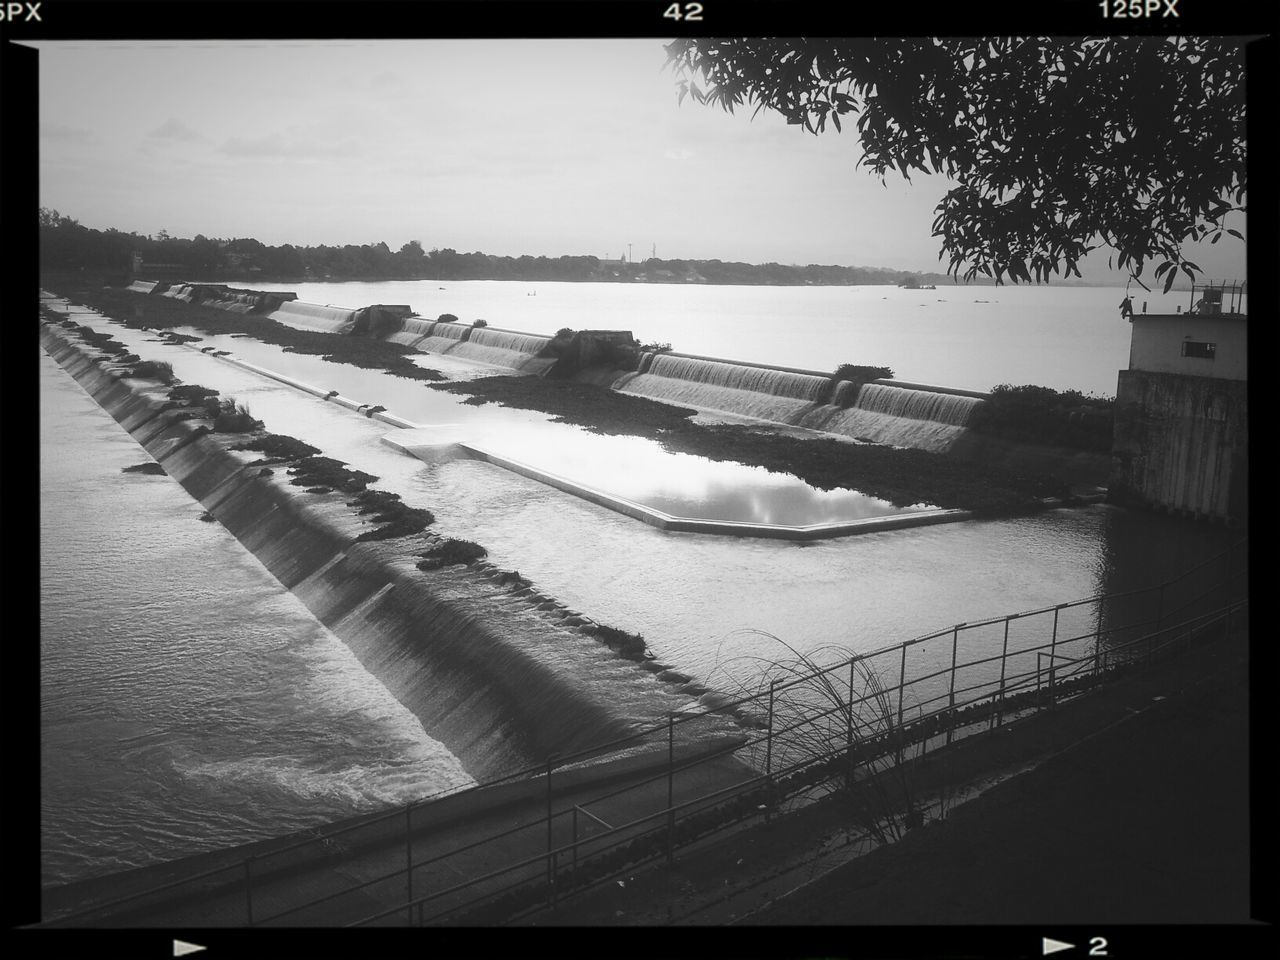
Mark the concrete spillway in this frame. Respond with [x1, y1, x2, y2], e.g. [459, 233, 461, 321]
[39, 318, 743, 783]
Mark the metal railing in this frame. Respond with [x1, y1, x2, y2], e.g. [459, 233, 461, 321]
[40, 538, 1248, 928]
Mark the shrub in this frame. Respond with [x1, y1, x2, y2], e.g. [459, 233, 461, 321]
[288, 456, 377, 493]
[231, 433, 321, 460]
[416, 538, 487, 570]
[169, 384, 220, 405]
[473, 318, 488, 328]
[833, 363, 894, 382]
[129, 360, 174, 383]
[556, 327, 575, 339]
[436, 313, 458, 323]
[348, 489, 435, 541]
[969, 384, 1114, 452]
[212, 401, 262, 433]
[594, 624, 647, 661]
[639, 341, 673, 354]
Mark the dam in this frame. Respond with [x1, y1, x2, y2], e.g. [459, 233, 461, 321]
[37, 281, 1241, 924]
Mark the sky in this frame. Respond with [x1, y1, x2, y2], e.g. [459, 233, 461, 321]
[33, 38, 1248, 280]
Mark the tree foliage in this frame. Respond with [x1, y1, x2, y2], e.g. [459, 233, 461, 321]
[666, 37, 1246, 288]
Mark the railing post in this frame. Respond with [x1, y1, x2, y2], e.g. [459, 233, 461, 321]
[947, 626, 959, 745]
[996, 617, 1010, 728]
[1094, 597, 1105, 679]
[896, 643, 907, 764]
[244, 856, 254, 926]
[1049, 605, 1061, 697]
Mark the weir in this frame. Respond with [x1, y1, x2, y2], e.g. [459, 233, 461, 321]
[136, 279, 993, 450]
[440, 327, 557, 375]
[415, 320, 472, 354]
[612, 352, 987, 451]
[800, 383, 986, 453]
[39, 315, 745, 784]
[266, 300, 361, 335]
[613, 353, 833, 423]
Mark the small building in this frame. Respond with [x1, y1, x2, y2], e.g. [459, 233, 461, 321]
[1109, 281, 1247, 524]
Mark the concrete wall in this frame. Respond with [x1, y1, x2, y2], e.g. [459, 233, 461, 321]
[1127, 315, 1247, 380]
[1109, 370, 1247, 524]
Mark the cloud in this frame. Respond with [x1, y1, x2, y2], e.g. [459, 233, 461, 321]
[217, 133, 363, 159]
[148, 118, 206, 142]
[40, 122, 97, 143]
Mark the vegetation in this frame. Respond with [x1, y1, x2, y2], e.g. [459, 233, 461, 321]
[347, 489, 435, 542]
[128, 360, 175, 383]
[832, 363, 895, 403]
[666, 37, 1245, 288]
[436, 314, 459, 323]
[968, 385, 1113, 452]
[287, 456, 377, 494]
[416, 538, 488, 570]
[230, 433, 321, 460]
[168, 384, 220, 405]
[211, 400, 262, 433]
[40, 210, 964, 288]
[472, 318, 488, 328]
[713, 635, 942, 839]
[593, 624, 648, 661]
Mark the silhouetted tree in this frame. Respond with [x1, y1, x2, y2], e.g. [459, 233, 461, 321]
[666, 37, 1247, 289]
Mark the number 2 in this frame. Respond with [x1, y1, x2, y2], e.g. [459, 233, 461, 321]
[1090, 937, 1109, 957]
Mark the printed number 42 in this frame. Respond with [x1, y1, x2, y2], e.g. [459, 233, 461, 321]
[664, 3, 704, 21]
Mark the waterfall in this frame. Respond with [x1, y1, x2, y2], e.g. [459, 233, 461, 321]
[266, 300, 360, 335]
[614, 354, 832, 423]
[801, 383, 984, 452]
[416, 321, 472, 354]
[441, 327, 556, 374]
[384, 317, 438, 347]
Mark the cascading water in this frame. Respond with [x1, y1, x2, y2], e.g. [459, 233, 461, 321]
[266, 300, 360, 335]
[416, 321, 472, 354]
[801, 383, 984, 452]
[614, 354, 832, 422]
[441, 328, 555, 374]
[384, 317, 438, 348]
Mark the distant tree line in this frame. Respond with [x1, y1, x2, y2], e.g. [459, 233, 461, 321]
[38, 209, 957, 287]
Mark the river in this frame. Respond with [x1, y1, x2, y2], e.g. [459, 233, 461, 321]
[39, 282, 1240, 889]
[227, 279, 1217, 397]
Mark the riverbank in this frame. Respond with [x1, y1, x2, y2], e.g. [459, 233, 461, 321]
[43, 275, 1079, 516]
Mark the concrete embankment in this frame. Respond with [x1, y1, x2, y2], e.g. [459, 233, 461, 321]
[39, 317, 745, 785]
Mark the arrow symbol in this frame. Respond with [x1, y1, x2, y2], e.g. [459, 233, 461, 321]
[1043, 938, 1075, 956]
[174, 941, 207, 957]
